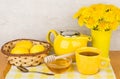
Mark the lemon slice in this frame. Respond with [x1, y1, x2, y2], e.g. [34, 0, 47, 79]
[15, 40, 33, 49]
[30, 44, 45, 54]
[11, 47, 29, 54]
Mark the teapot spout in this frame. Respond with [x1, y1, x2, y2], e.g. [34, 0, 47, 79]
[80, 34, 92, 41]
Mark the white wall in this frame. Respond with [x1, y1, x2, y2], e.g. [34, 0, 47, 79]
[0, 0, 120, 50]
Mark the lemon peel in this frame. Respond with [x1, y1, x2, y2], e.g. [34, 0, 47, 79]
[11, 47, 29, 54]
[15, 40, 33, 49]
[30, 44, 45, 54]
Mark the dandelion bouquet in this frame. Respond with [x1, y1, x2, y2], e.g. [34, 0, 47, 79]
[73, 4, 120, 31]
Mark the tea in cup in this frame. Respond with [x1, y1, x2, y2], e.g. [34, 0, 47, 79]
[75, 47, 110, 75]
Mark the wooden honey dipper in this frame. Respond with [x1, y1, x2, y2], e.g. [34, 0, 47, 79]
[44, 53, 75, 63]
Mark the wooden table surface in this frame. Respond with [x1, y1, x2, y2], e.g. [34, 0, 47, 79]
[0, 51, 120, 79]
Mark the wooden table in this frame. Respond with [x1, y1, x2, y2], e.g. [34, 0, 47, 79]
[0, 51, 120, 79]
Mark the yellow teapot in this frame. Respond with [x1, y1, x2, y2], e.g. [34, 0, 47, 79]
[47, 29, 91, 55]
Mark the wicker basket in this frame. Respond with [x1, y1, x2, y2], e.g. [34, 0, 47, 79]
[1, 39, 51, 67]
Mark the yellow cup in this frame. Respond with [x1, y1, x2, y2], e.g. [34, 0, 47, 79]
[75, 47, 110, 75]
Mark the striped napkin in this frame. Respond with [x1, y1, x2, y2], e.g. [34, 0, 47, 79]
[6, 63, 116, 79]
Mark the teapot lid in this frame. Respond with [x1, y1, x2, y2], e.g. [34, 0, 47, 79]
[60, 30, 80, 37]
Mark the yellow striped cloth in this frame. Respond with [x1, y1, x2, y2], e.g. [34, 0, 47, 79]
[6, 63, 116, 79]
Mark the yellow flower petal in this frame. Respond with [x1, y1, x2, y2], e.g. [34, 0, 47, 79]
[78, 16, 84, 26]
[73, 7, 87, 19]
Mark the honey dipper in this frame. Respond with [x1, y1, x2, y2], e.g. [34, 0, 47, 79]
[44, 53, 74, 63]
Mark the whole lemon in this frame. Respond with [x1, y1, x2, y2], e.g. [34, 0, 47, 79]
[11, 47, 29, 54]
[15, 40, 33, 49]
[30, 44, 45, 54]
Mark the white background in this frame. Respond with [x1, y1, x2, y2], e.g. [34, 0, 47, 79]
[0, 0, 120, 50]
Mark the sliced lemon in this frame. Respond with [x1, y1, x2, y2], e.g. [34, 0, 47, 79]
[30, 44, 45, 54]
[15, 40, 33, 49]
[11, 47, 29, 54]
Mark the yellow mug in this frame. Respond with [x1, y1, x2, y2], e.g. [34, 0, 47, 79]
[75, 47, 110, 75]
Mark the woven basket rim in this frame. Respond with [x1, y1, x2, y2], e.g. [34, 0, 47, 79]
[1, 38, 51, 56]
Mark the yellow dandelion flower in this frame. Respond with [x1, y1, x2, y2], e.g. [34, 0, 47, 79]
[78, 16, 84, 26]
[73, 3, 120, 31]
[110, 22, 119, 30]
[73, 7, 87, 19]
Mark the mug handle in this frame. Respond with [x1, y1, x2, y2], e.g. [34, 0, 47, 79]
[100, 57, 110, 69]
[46, 30, 58, 46]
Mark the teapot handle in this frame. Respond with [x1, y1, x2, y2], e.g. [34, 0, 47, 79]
[47, 30, 58, 46]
